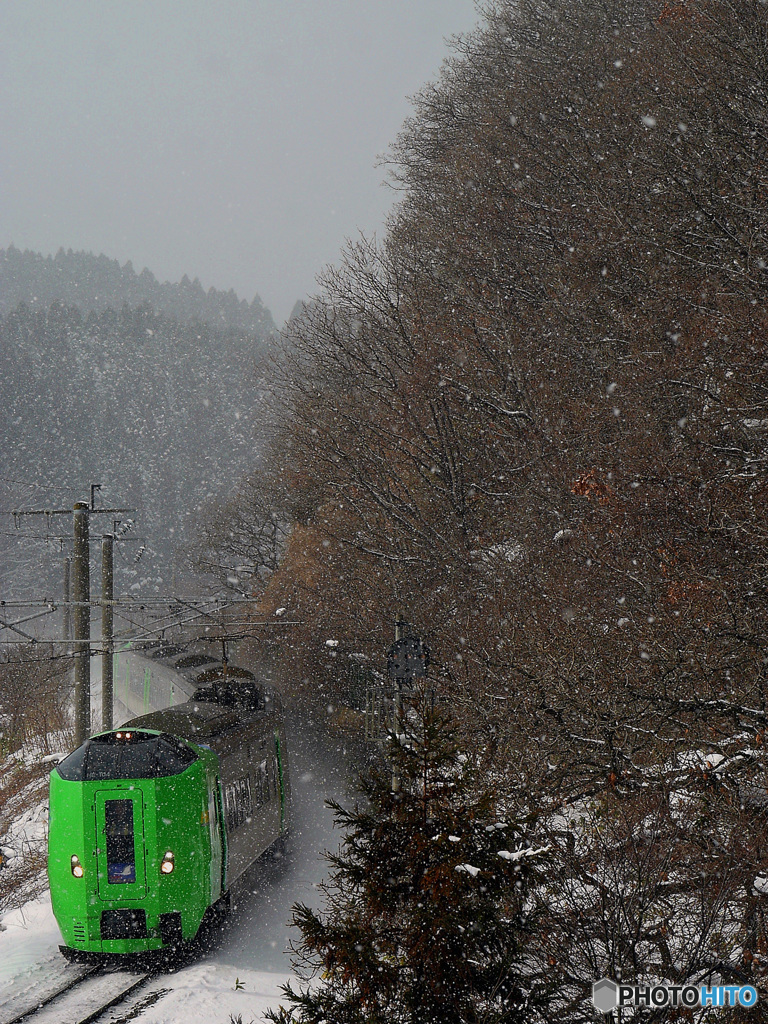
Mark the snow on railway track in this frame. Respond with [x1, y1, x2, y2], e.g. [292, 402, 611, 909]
[1, 964, 167, 1024]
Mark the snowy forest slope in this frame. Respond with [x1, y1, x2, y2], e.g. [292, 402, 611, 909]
[0, 249, 276, 597]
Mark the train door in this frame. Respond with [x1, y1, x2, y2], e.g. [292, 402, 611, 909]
[95, 791, 148, 900]
[207, 776, 224, 900]
[216, 778, 228, 893]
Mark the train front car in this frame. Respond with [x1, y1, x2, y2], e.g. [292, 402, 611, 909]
[48, 729, 222, 956]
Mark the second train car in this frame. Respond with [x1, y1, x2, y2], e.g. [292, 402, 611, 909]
[48, 675, 290, 956]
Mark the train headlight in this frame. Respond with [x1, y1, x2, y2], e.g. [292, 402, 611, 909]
[70, 854, 84, 878]
[160, 851, 175, 875]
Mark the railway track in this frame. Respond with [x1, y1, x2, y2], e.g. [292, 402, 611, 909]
[1, 963, 168, 1024]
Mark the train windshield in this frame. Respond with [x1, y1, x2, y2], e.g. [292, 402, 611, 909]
[56, 731, 198, 781]
[104, 799, 137, 883]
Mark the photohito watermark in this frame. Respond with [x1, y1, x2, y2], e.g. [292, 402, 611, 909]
[592, 978, 758, 1013]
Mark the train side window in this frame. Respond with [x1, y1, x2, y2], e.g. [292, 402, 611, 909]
[252, 761, 267, 805]
[224, 785, 237, 832]
[155, 736, 197, 775]
[222, 788, 230, 831]
[233, 784, 241, 830]
[56, 742, 89, 780]
[223, 776, 253, 832]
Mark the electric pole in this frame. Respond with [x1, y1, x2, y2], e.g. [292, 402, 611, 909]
[73, 501, 90, 746]
[62, 556, 71, 643]
[101, 534, 114, 731]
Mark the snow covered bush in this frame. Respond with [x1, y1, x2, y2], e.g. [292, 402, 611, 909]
[0, 645, 71, 754]
[0, 755, 51, 918]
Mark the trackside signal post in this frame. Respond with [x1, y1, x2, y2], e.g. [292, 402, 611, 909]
[387, 618, 429, 793]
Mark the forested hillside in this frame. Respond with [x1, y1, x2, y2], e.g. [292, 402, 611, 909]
[0, 246, 274, 334]
[197, 0, 768, 1018]
[0, 253, 275, 598]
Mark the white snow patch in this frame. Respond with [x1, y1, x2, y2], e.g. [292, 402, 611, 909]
[0, 892, 61, 990]
[498, 844, 551, 862]
[473, 541, 524, 567]
[131, 963, 294, 1024]
[39, 754, 65, 766]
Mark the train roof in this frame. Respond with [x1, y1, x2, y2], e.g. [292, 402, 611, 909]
[126, 640, 262, 693]
[126, 703, 240, 744]
[125, 678, 282, 746]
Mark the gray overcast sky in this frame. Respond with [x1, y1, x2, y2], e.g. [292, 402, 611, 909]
[0, 1, 481, 324]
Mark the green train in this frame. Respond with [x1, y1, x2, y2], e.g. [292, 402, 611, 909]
[47, 675, 291, 957]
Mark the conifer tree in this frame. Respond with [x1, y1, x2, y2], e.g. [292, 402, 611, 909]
[267, 689, 550, 1024]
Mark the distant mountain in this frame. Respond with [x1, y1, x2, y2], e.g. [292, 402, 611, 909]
[0, 245, 275, 335]
[0, 251, 278, 601]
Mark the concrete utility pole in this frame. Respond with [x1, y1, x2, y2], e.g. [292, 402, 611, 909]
[101, 534, 114, 731]
[73, 501, 91, 746]
[62, 556, 71, 643]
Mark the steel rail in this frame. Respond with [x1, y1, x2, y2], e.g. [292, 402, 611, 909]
[2, 966, 155, 1024]
[1, 964, 100, 1024]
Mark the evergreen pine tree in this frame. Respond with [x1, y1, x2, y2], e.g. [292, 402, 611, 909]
[267, 690, 550, 1024]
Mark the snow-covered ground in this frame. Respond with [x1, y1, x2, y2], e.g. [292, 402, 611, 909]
[0, 891, 294, 1023]
[121, 963, 293, 1024]
[0, 714, 357, 1023]
[0, 893, 63, 986]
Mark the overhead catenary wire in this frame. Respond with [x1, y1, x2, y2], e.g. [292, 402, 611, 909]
[1, 495, 298, 681]
[0, 621, 302, 647]
[1, 590, 301, 653]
